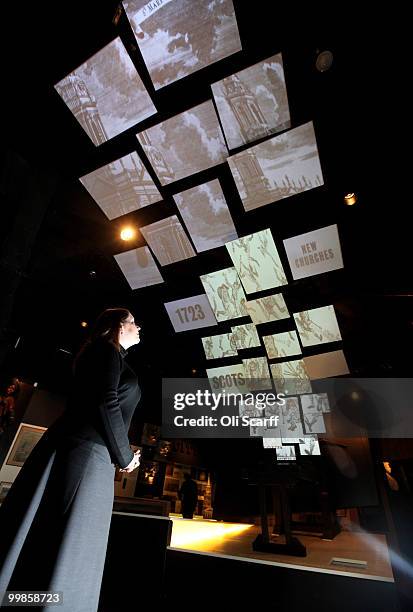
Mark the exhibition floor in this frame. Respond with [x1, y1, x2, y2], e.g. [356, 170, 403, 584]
[168, 515, 394, 582]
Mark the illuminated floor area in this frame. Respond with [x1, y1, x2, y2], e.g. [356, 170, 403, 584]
[169, 516, 394, 582]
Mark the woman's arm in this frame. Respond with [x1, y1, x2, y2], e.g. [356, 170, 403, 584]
[95, 343, 134, 469]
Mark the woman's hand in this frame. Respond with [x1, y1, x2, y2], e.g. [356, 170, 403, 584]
[119, 449, 141, 474]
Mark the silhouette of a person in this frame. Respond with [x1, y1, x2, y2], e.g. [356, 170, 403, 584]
[178, 473, 198, 519]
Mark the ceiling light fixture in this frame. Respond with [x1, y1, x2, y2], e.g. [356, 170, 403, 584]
[315, 50, 334, 72]
[344, 192, 357, 206]
[120, 226, 136, 241]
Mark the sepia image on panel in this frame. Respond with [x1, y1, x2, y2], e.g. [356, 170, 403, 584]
[174, 179, 237, 252]
[200, 267, 248, 322]
[262, 416, 282, 441]
[140, 215, 196, 266]
[79, 152, 162, 220]
[211, 53, 290, 150]
[283, 224, 344, 280]
[280, 397, 304, 438]
[164, 294, 217, 332]
[303, 350, 349, 380]
[114, 246, 164, 289]
[245, 294, 289, 325]
[300, 393, 330, 414]
[298, 436, 321, 456]
[263, 438, 282, 449]
[55, 37, 156, 146]
[202, 333, 237, 360]
[137, 101, 228, 185]
[123, 0, 241, 90]
[294, 305, 342, 347]
[301, 395, 327, 434]
[276, 445, 296, 461]
[263, 330, 301, 359]
[206, 363, 248, 394]
[228, 121, 324, 212]
[242, 357, 272, 390]
[231, 323, 261, 350]
[270, 359, 312, 396]
[226, 229, 287, 293]
[239, 397, 265, 419]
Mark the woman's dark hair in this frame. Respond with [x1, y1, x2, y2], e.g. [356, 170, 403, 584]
[74, 308, 131, 367]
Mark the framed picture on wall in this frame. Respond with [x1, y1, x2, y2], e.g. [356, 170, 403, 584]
[5, 423, 47, 468]
[0, 481, 12, 504]
[141, 423, 160, 446]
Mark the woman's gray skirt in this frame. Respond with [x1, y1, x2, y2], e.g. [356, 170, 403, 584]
[0, 435, 116, 612]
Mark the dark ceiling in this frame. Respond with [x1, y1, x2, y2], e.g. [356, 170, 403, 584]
[0, 1, 409, 408]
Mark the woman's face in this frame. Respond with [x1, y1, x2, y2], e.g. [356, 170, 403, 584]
[119, 314, 141, 349]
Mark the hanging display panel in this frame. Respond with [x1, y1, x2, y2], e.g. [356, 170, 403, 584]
[79, 152, 161, 220]
[55, 37, 156, 145]
[137, 101, 227, 184]
[211, 52, 290, 149]
[123, 0, 241, 90]
[228, 121, 323, 212]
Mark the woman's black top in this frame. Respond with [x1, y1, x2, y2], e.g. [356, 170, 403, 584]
[51, 339, 141, 468]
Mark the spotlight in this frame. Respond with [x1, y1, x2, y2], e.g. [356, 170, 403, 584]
[315, 50, 334, 72]
[80, 321, 88, 328]
[89, 270, 97, 279]
[120, 226, 136, 241]
[344, 192, 357, 206]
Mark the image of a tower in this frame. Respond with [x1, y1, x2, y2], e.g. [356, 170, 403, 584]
[222, 74, 271, 143]
[138, 131, 175, 184]
[55, 74, 107, 146]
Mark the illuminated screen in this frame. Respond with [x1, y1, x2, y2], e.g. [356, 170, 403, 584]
[263, 438, 282, 448]
[294, 305, 342, 347]
[164, 294, 217, 332]
[79, 152, 161, 220]
[123, 0, 241, 90]
[114, 246, 164, 289]
[226, 229, 287, 293]
[202, 333, 237, 359]
[200, 267, 248, 322]
[301, 392, 330, 413]
[263, 331, 301, 359]
[276, 446, 296, 461]
[231, 323, 260, 349]
[137, 101, 227, 185]
[283, 224, 344, 280]
[211, 53, 290, 150]
[206, 363, 248, 394]
[242, 357, 272, 390]
[55, 37, 156, 146]
[238, 398, 265, 418]
[280, 397, 304, 438]
[245, 294, 289, 325]
[174, 179, 237, 252]
[270, 359, 312, 396]
[303, 350, 349, 380]
[300, 395, 326, 434]
[228, 121, 324, 212]
[140, 215, 196, 265]
[298, 436, 321, 455]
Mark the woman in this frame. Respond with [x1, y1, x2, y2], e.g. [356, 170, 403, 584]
[0, 308, 142, 611]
